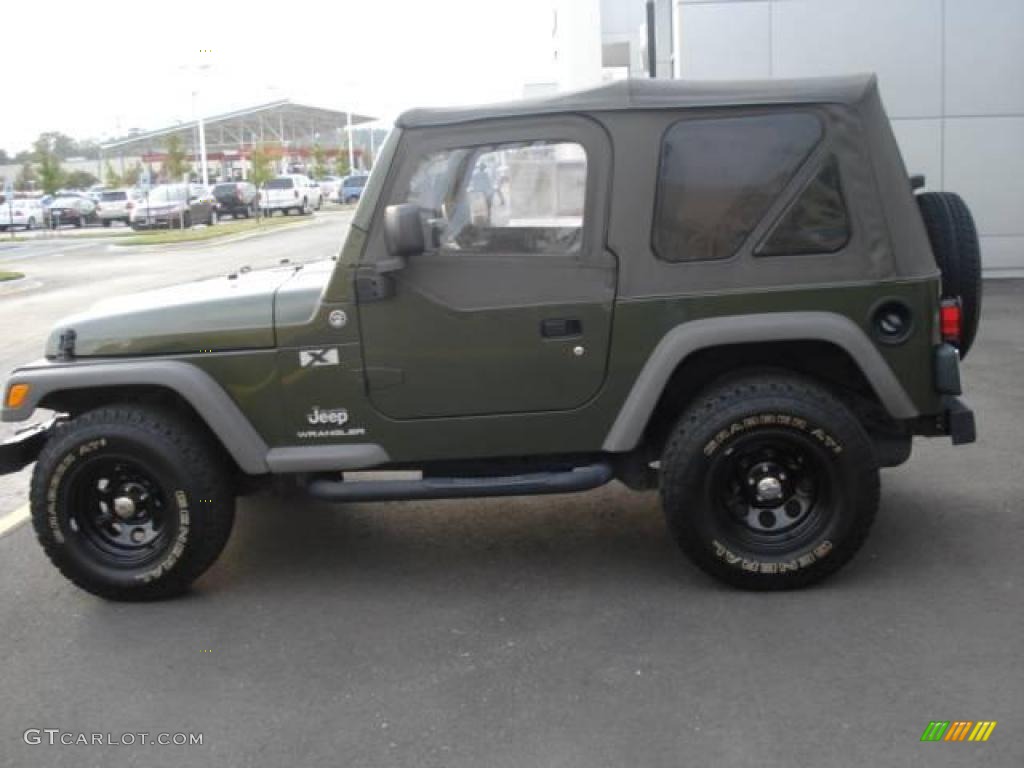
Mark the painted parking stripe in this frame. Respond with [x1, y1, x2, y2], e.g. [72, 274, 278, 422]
[0, 504, 30, 537]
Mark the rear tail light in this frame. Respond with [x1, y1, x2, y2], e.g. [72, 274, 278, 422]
[95, 204, 102, 211]
[940, 298, 962, 345]
[126, 202, 134, 210]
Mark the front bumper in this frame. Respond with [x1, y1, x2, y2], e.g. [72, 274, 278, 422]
[0, 419, 57, 475]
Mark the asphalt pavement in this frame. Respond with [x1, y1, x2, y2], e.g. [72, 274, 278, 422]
[0, 225, 1020, 767]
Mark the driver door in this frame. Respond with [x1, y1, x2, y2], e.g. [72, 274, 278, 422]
[357, 116, 616, 420]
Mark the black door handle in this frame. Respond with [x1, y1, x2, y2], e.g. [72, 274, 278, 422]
[540, 318, 583, 338]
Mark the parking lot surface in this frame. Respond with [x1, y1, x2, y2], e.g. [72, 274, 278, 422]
[0, 228, 1020, 766]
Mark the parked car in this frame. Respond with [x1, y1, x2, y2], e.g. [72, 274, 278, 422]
[0, 75, 981, 600]
[95, 188, 142, 227]
[130, 183, 217, 230]
[47, 194, 97, 228]
[338, 174, 369, 203]
[317, 175, 342, 201]
[261, 174, 320, 216]
[0, 198, 44, 231]
[213, 181, 259, 218]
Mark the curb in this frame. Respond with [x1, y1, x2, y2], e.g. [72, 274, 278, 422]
[110, 215, 329, 252]
[0, 275, 41, 296]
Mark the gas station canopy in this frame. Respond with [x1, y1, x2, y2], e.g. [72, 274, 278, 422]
[100, 100, 376, 157]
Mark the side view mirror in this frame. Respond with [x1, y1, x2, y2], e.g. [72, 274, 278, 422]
[384, 203, 424, 258]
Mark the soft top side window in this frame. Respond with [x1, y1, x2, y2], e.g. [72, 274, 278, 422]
[403, 140, 588, 255]
[755, 156, 850, 257]
[652, 112, 823, 263]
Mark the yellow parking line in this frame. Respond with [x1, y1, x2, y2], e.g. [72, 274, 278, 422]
[0, 504, 30, 537]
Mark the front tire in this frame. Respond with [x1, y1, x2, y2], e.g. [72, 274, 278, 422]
[660, 374, 879, 590]
[30, 406, 236, 601]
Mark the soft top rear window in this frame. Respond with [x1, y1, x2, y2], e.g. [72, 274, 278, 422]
[100, 191, 127, 201]
[266, 178, 294, 189]
[652, 112, 822, 263]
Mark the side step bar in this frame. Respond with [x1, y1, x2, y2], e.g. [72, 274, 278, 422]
[304, 462, 614, 503]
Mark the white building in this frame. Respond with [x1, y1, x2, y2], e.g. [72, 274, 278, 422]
[673, 0, 1024, 276]
[549, 0, 1023, 276]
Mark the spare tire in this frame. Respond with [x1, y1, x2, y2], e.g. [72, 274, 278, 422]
[916, 191, 982, 358]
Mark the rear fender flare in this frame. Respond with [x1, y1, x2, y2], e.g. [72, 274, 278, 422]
[602, 311, 918, 452]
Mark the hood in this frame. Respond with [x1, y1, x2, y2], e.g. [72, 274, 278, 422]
[45, 263, 323, 358]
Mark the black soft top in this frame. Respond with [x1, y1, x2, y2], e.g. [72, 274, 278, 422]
[397, 74, 877, 128]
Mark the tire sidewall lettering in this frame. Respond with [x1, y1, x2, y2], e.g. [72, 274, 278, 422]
[136, 491, 190, 584]
[703, 413, 844, 458]
[712, 538, 834, 573]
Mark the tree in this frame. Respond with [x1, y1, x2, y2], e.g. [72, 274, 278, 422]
[310, 144, 326, 180]
[15, 162, 37, 191]
[76, 140, 101, 160]
[249, 144, 276, 219]
[34, 136, 65, 194]
[64, 170, 98, 189]
[333, 152, 350, 177]
[105, 161, 122, 188]
[35, 131, 77, 160]
[162, 134, 189, 182]
[123, 162, 142, 186]
[249, 144, 275, 188]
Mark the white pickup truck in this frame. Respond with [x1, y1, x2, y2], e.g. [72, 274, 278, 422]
[260, 174, 322, 216]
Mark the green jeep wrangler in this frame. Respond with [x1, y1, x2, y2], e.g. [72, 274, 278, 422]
[0, 75, 979, 599]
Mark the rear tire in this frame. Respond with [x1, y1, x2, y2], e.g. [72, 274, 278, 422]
[916, 191, 982, 357]
[660, 374, 879, 590]
[30, 406, 236, 601]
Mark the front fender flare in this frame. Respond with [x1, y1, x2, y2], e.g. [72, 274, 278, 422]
[602, 311, 919, 452]
[2, 359, 270, 474]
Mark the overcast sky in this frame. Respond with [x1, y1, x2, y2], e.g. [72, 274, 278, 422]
[3, 0, 556, 154]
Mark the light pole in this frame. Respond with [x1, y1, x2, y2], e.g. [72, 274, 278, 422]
[197, 103, 209, 186]
[346, 110, 354, 172]
[183, 61, 212, 186]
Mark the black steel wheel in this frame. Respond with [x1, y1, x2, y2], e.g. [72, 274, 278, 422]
[661, 374, 879, 590]
[31, 405, 235, 600]
[65, 455, 173, 567]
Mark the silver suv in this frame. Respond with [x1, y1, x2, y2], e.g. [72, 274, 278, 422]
[95, 188, 142, 227]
